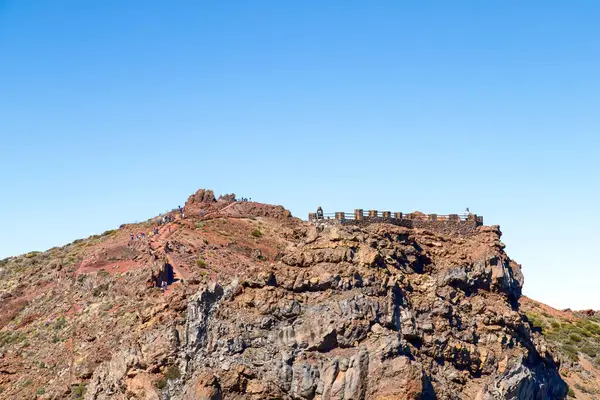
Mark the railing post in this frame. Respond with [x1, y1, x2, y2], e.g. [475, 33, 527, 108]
[335, 212, 345, 221]
[355, 209, 363, 220]
[382, 211, 391, 218]
[428, 214, 437, 221]
[368, 210, 378, 218]
[394, 212, 403, 220]
[308, 213, 317, 221]
[449, 214, 459, 222]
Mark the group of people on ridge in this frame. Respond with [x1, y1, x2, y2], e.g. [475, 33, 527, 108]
[129, 208, 185, 242]
[130, 225, 169, 242]
[157, 213, 176, 225]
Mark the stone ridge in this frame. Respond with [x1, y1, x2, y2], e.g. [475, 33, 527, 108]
[0, 190, 569, 399]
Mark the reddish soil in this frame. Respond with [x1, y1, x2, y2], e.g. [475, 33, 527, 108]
[520, 296, 579, 322]
[77, 259, 143, 275]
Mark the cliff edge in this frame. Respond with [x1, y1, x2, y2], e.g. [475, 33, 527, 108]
[0, 189, 567, 399]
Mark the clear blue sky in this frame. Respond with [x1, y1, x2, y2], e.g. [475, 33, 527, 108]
[1, 1, 599, 310]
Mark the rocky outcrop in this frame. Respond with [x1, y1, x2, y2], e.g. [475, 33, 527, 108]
[220, 202, 293, 220]
[0, 193, 568, 399]
[156, 222, 565, 399]
[183, 188, 292, 220]
[186, 189, 217, 205]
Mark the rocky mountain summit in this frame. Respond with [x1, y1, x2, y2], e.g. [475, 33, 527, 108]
[0, 189, 571, 399]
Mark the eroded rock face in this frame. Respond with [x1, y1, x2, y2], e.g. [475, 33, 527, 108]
[151, 223, 565, 399]
[0, 200, 566, 399]
[186, 189, 217, 205]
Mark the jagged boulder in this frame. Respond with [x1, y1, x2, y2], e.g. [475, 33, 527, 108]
[187, 189, 217, 204]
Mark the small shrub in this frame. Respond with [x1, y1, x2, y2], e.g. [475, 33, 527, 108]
[0, 331, 27, 347]
[569, 334, 582, 343]
[587, 323, 600, 335]
[155, 365, 181, 390]
[203, 238, 209, 245]
[551, 321, 561, 329]
[567, 387, 575, 397]
[561, 344, 579, 361]
[155, 378, 167, 389]
[251, 229, 262, 238]
[196, 259, 207, 268]
[36, 387, 45, 395]
[54, 316, 66, 330]
[23, 379, 32, 387]
[73, 382, 87, 398]
[52, 334, 60, 343]
[580, 344, 598, 358]
[525, 313, 543, 330]
[581, 329, 592, 337]
[165, 365, 181, 380]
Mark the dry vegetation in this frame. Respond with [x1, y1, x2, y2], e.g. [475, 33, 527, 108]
[522, 298, 600, 399]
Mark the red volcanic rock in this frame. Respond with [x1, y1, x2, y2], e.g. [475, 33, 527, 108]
[187, 189, 217, 204]
[0, 188, 567, 400]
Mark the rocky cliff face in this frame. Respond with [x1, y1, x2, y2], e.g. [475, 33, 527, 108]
[0, 191, 568, 399]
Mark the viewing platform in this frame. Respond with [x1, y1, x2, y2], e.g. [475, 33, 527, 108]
[308, 209, 484, 236]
